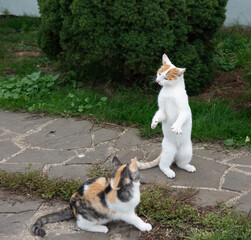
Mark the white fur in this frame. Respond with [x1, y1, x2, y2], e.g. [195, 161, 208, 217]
[151, 54, 196, 178]
[77, 216, 109, 233]
[108, 182, 152, 232]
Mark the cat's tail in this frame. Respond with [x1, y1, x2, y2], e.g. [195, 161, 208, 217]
[136, 151, 161, 170]
[31, 206, 74, 237]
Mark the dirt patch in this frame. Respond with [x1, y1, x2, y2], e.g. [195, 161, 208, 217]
[14, 51, 40, 57]
[199, 68, 248, 101]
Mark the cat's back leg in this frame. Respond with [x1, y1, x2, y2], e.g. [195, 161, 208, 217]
[76, 215, 109, 233]
[159, 138, 177, 178]
[175, 141, 196, 173]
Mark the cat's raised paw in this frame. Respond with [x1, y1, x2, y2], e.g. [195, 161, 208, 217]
[151, 120, 159, 129]
[171, 125, 182, 135]
[139, 223, 152, 232]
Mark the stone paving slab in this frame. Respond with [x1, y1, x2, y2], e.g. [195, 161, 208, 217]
[26, 118, 93, 150]
[222, 170, 251, 192]
[0, 163, 44, 173]
[192, 189, 238, 207]
[8, 149, 75, 164]
[47, 165, 89, 182]
[0, 111, 51, 134]
[68, 144, 111, 165]
[0, 110, 250, 240]
[235, 191, 251, 213]
[0, 140, 21, 160]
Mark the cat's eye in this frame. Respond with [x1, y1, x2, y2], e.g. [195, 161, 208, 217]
[158, 73, 161, 75]
[164, 77, 168, 80]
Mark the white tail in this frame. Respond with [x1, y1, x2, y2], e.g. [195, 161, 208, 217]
[136, 152, 161, 170]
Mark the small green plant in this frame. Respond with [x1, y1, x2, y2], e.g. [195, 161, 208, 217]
[214, 26, 251, 71]
[66, 93, 107, 113]
[0, 72, 59, 100]
[213, 54, 237, 71]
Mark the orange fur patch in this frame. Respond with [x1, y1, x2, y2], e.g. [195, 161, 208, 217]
[166, 68, 180, 80]
[106, 189, 117, 203]
[158, 63, 171, 73]
[82, 178, 114, 214]
[129, 157, 138, 172]
[84, 177, 109, 201]
[112, 164, 127, 190]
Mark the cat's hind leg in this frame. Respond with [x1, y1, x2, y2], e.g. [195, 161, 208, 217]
[175, 142, 196, 173]
[76, 216, 108, 233]
[159, 139, 176, 178]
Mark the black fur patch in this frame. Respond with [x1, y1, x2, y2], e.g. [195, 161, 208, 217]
[73, 200, 107, 221]
[77, 178, 96, 196]
[98, 185, 112, 207]
[117, 184, 133, 202]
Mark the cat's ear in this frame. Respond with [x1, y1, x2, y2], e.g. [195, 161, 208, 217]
[129, 157, 138, 172]
[112, 156, 122, 167]
[111, 164, 127, 190]
[162, 54, 172, 66]
[177, 68, 186, 76]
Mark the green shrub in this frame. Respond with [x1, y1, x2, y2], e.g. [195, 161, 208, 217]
[37, 0, 63, 57]
[37, 0, 227, 95]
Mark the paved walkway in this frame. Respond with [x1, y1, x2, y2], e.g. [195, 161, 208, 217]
[0, 110, 250, 240]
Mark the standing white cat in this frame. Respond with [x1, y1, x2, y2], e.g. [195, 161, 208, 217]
[137, 54, 196, 178]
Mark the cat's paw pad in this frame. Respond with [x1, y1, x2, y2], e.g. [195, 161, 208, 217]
[151, 120, 159, 129]
[139, 223, 152, 232]
[171, 125, 182, 135]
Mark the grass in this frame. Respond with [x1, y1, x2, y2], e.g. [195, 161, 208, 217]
[214, 26, 251, 72]
[0, 168, 250, 240]
[0, 168, 82, 201]
[0, 79, 250, 146]
[0, 15, 250, 148]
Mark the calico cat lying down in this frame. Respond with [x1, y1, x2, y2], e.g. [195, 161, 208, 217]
[31, 157, 152, 237]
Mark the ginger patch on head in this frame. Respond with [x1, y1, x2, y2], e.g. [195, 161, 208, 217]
[158, 63, 171, 73]
[166, 68, 180, 80]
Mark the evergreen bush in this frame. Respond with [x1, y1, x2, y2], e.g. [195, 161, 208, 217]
[37, 0, 227, 95]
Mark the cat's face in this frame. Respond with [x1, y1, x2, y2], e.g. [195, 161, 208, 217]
[111, 156, 140, 190]
[156, 54, 186, 86]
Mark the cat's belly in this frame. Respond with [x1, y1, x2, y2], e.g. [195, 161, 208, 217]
[162, 120, 191, 140]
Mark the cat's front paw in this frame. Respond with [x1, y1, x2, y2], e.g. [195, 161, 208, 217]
[98, 226, 109, 233]
[151, 119, 159, 129]
[138, 223, 152, 232]
[171, 124, 182, 135]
